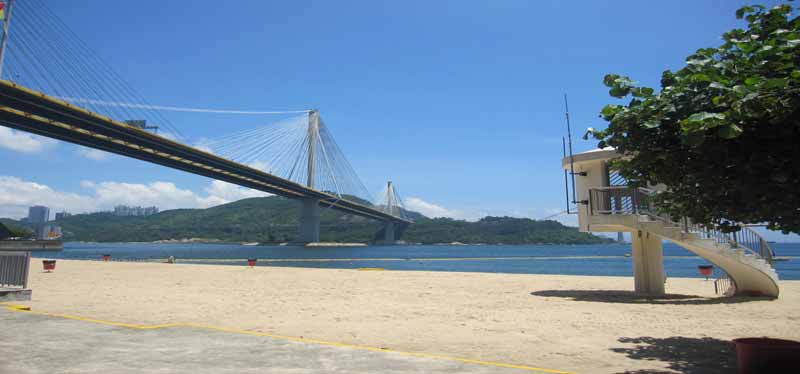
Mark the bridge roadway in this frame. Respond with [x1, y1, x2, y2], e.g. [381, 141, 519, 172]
[0, 80, 410, 225]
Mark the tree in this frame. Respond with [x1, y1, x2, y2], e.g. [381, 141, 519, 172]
[592, 4, 800, 233]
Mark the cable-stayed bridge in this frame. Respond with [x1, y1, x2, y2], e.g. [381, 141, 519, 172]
[0, 0, 412, 243]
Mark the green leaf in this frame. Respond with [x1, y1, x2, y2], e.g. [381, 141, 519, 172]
[744, 77, 761, 86]
[687, 58, 711, 66]
[691, 73, 712, 83]
[609, 86, 629, 98]
[732, 85, 749, 97]
[717, 124, 743, 139]
[601, 104, 622, 119]
[603, 74, 620, 87]
[736, 6, 751, 19]
[642, 121, 661, 129]
[709, 82, 728, 90]
[762, 78, 787, 89]
[712, 96, 725, 106]
[687, 112, 726, 123]
[632, 87, 654, 98]
[791, 71, 800, 79]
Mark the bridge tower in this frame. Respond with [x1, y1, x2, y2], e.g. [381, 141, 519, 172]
[297, 109, 321, 243]
[375, 181, 408, 245]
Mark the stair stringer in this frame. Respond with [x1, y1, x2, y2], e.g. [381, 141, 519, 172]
[627, 220, 780, 298]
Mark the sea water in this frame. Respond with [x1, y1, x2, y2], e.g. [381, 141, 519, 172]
[33, 242, 800, 280]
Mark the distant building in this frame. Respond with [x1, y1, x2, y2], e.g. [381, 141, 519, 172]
[55, 211, 72, 220]
[28, 206, 50, 224]
[113, 205, 159, 217]
[35, 224, 62, 240]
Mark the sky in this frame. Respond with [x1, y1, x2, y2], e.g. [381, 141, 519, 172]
[0, 0, 796, 242]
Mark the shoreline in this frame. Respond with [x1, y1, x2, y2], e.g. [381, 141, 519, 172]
[63, 241, 626, 246]
[23, 259, 800, 373]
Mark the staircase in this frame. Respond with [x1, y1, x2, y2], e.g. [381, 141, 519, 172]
[588, 186, 780, 297]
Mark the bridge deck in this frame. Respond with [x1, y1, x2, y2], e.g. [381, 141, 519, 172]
[0, 81, 410, 224]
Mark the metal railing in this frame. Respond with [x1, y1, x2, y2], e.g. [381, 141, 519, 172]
[588, 186, 775, 265]
[714, 274, 736, 296]
[589, 186, 654, 216]
[0, 251, 30, 289]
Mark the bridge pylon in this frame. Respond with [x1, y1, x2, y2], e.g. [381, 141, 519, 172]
[296, 109, 321, 244]
[374, 181, 409, 245]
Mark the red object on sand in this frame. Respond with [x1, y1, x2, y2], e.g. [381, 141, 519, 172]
[734, 337, 800, 373]
[698, 265, 713, 279]
[42, 260, 56, 272]
[247, 258, 257, 267]
[102, 254, 111, 262]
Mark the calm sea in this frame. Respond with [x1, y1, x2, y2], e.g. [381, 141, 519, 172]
[33, 242, 800, 280]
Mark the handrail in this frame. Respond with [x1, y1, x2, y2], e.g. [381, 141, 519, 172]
[714, 274, 736, 296]
[588, 186, 775, 265]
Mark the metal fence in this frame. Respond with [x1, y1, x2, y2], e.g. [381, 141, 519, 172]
[0, 251, 30, 289]
[589, 186, 653, 215]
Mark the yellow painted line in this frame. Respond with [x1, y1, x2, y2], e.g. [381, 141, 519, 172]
[1, 303, 572, 374]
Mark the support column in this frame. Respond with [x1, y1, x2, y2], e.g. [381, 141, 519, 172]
[298, 198, 320, 243]
[383, 221, 396, 242]
[631, 230, 665, 296]
[297, 110, 321, 244]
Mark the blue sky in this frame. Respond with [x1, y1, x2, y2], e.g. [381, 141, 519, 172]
[0, 0, 796, 241]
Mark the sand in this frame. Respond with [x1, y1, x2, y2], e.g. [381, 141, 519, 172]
[22, 259, 800, 373]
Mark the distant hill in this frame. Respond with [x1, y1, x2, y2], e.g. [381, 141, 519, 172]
[4, 196, 611, 244]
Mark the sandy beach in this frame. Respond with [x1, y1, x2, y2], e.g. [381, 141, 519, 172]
[21, 259, 800, 373]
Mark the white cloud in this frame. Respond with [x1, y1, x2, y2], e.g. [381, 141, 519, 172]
[0, 176, 271, 219]
[0, 176, 95, 219]
[404, 197, 476, 221]
[202, 180, 271, 206]
[0, 128, 57, 153]
[76, 147, 111, 161]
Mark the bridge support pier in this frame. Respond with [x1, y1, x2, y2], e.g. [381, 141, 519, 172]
[297, 198, 320, 244]
[374, 221, 406, 245]
[631, 230, 665, 296]
[384, 221, 396, 242]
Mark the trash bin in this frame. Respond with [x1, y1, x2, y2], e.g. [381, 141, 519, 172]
[247, 258, 257, 267]
[698, 265, 713, 280]
[734, 337, 800, 373]
[102, 254, 111, 262]
[42, 259, 56, 272]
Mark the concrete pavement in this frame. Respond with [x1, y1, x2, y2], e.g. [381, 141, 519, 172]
[0, 305, 564, 374]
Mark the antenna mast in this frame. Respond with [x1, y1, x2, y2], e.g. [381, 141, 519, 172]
[563, 94, 583, 214]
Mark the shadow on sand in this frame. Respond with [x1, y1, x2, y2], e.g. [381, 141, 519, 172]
[611, 336, 736, 374]
[530, 289, 772, 305]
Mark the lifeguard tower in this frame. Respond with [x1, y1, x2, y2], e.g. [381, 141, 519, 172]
[563, 149, 779, 297]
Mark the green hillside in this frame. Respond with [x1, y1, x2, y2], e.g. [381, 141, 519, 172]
[7, 196, 611, 244]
